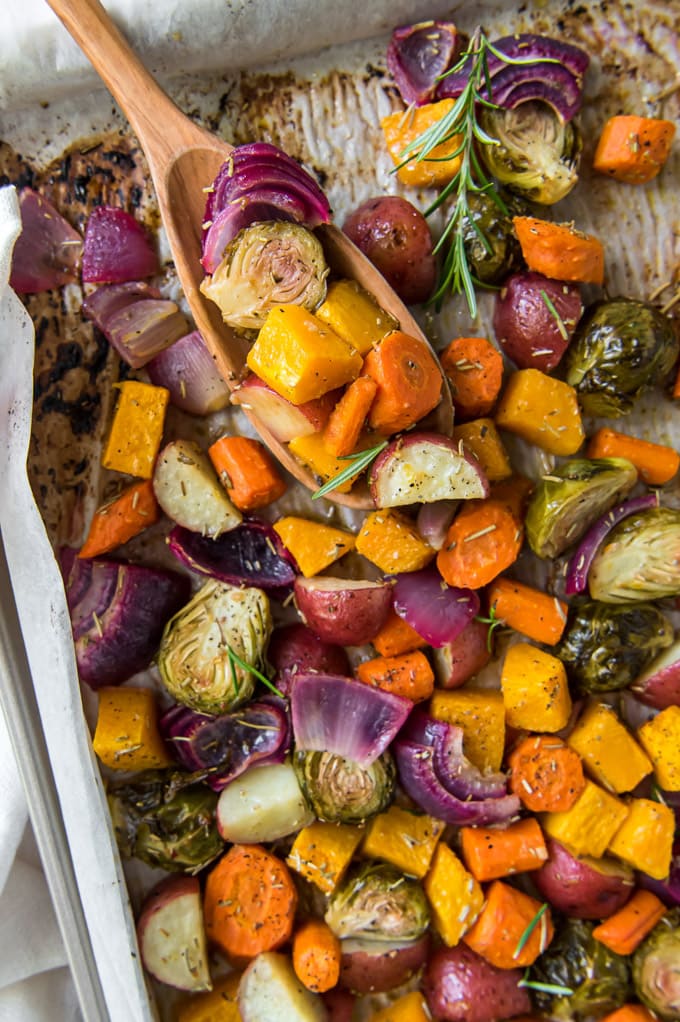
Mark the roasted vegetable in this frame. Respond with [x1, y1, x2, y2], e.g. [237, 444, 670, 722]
[325, 862, 429, 941]
[200, 221, 329, 331]
[460, 189, 525, 285]
[525, 458, 638, 559]
[108, 770, 223, 873]
[157, 580, 272, 714]
[589, 507, 680, 603]
[555, 599, 673, 694]
[529, 918, 630, 1020]
[565, 297, 679, 417]
[478, 101, 582, 204]
[632, 909, 680, 1021]
[293, 749, 395, 824]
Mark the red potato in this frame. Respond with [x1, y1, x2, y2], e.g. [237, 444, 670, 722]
[268, 623, 351, 696]
[231, 373, 337, 443]
[369, 432, 490, 508]
[322, 987, 357, 1022]
[338, 934, 430, 994]
[423, 944, 531, 1022]
[294, 576, 392, 646]
[493, 271, 583, 372]
[431, 617, 492, 689]
[343, 196, 436, 305]
[632, 639, 680, 709]
[136, 875, 212, 992]
[238, 951, 328, 1022]
[533, 839, 634, 920]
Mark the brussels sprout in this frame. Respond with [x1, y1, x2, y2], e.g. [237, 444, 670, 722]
[525, 458, 638, 559]
[529, 918, 630, 1020]
[460, 190, 526, 286]
[158, 580, 272, 715]
[633, 908, 680, 1021]
[565, 298, 679, 418]
[325, 862, 429, 941]
[478, 101, 582, 204]
[108, 770, 223, 873]
[293, 749, 395, 824]
[200, 221, 329, 331]
[589, 507, 680, 603]
[556, 599, 673, 694]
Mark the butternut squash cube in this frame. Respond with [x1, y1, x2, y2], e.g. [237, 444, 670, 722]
[361, 806, 445, 878]
[273, 516, 355, 577]
[637, 706, 680, 791]
[543, 779, 629, 858]
[176, 974, 241, 1022]
[429, 689, 505, 773]
[424, 842, 484, 947]
[92, 686, 173, 771]
[369, 991, 430, 1022]
[567, 702, 652, 793]
[381, 100, 463, 187]
[286, 821, 363, 895]
[607, 797, 675, 880]
[356, 510, 435, 574]
[315, 279, 397, 356]
[453, 418, 512, 482]
[246, 305, 363, 405]
[501, 642, 572, 733]
[288, 432, 362, 493]
[102, 380, 169, 479]
[495, 368, 585, 456]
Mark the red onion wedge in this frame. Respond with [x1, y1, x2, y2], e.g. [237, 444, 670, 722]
[386, 21, 461, 106]
[146, 329, 231, 415]
[167, 520, 297, 593]
[10, 188, 82, 293]
[392, 566, 479, 648]
[416, 500, 459, 551]
[565, 493, 660, 596]
[267, 623, 350, 697]
[82, 205, 159, 284]
[83, 285, 189, 368]
[290, 672, 412, 768]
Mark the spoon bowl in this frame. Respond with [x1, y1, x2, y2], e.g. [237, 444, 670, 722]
[46, 0, 453, 508]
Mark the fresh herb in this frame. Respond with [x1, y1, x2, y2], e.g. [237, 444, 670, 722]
[518, 972, 575, 997]
[540, 289, 568, 340]
[311, 440, 388, 500]
[513, 903, 548, 959]
[226, 644, 284, 698]
[475, 603, 503, 652]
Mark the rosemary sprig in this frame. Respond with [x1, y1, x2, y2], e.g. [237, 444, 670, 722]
[513, 903, 548, 959]
[311, 440, 388, 500]
[518, 971, 574, 997]
[540, 289, 568, 341]
[474, 603, 503, 652]
[226, 644, 284, 698]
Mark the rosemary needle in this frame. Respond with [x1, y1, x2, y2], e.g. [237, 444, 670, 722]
[311, 440, 388, 500]
[226, 644, 284, 698]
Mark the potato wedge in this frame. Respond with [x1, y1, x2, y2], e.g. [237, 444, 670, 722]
[369, 433, 489, 507]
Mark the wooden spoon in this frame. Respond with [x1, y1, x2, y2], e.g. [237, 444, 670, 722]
[45, 0, 453, 509]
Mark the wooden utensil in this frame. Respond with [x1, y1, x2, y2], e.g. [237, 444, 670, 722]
[45, 0, 453, 508]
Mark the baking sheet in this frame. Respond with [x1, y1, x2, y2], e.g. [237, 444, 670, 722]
[1, 0, 679, 1019]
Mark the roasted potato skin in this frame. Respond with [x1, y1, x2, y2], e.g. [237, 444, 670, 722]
[533, 839, 635, 920]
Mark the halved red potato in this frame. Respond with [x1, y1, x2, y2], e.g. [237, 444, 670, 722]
[294, 576, 392, 646]
[431, 618, 492, 689]
[423, 944, 530, 1022]
[369, 432, 489, 508]
[632, 639, 680, 709]
[268, 622, 351, 695]
[238, 951, 327, 1022]
[231, 373, 336, 443]
[137, 875, 211, 992]
[533, 839, 634, 919]
[339, 934, 430, 994]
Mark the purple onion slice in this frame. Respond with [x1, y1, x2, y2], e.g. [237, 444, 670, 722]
[392, 566, 479, 648]
[10, 188, 83, 293]
[201, 202, 293, 273]
[82, 205, 159, 284]
[146, 330, 231, 416]
[386, 21, 460, 106]
[167, 520, 297, 593]
[97, 297, 189, 368]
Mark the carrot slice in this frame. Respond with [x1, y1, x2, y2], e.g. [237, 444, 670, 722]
[440, 336, 504, 421]
[592, 889, 667, 956]
[204, 844, 297, 961]
[460, 818, 549, 882]
[507, 734, 586, 813]
[598, 1006, 658, 1022]
[513, 216, 605, 285]
[436, 499, 523, 589]
[488, 577, 568, 645]
[78, 479, 160, 558]
[355, 650, 434, 702]
[372, 607, 427, 658]
[586, 427, 680, 486]
[323, 376, 378, 457]
[463, 880, 554, 969]
[593, 115, 676, 184]
[208, 435, 287, 511]
[362, 330, 442, 434]
[292, 919, 341, 993]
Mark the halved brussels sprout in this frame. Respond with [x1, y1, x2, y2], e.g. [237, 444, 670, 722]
[478, 101, 582, 204]
[293, 749, 395, 825]
[158, 580, 272, 714]
[633, 909, 680, 1021]
[325, 862, 430, 942]
[556, 599, 673, 694]
[108, 770, 223, 873]
[529, 918, 630, 1020]
[200, 221, 329, 331]
[565, 298, 679, 418]
[525, 458, 638, 559]
[460, 189, 526, 285]
[589, 507, 680, 603]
